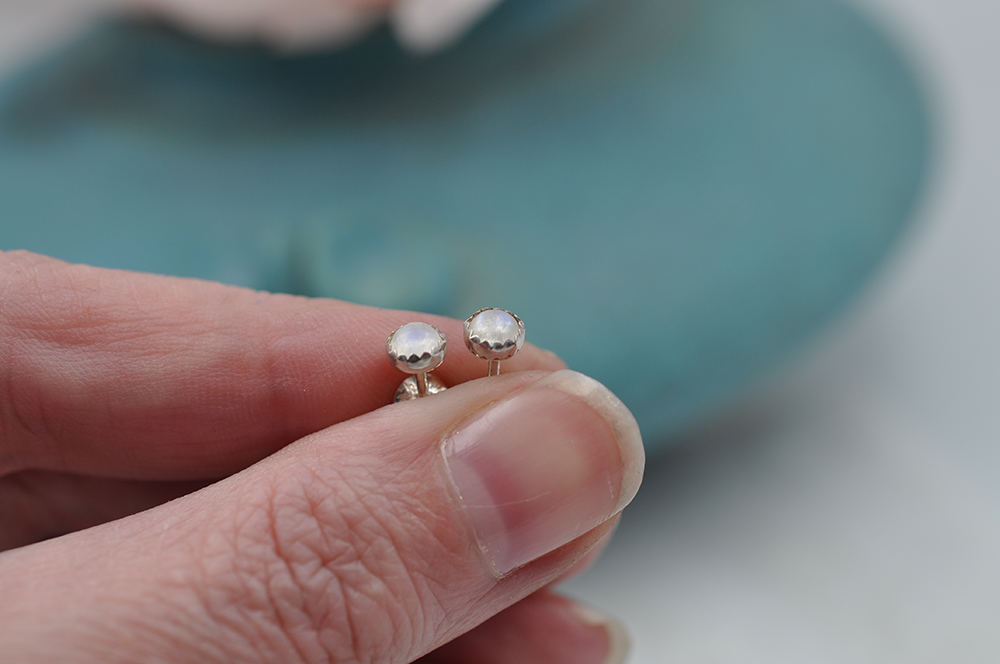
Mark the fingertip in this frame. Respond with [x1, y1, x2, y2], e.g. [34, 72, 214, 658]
[553, 518, 619, 584]
[438, 370, 642, 576]
[512, 342, 570, 372]
[418, 590, 630, 664]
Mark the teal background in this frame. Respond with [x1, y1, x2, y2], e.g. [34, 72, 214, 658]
[0, 0, 929, 451]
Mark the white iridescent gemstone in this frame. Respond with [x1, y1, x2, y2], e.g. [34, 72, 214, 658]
[386, 322, 447, 374]
[464, 308, 525, 361]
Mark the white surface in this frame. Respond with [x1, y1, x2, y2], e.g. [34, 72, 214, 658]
[566, 1, 1000, 661]
[1, 0, 997, 661]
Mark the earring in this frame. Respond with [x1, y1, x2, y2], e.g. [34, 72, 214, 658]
[386, 322, 448, 402]
[464, 308, 525, 376]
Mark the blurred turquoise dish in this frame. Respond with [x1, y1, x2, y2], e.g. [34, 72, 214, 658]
[0, 0, 928, 451]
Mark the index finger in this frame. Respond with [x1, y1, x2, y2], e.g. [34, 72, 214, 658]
[0, 251, 565, 480]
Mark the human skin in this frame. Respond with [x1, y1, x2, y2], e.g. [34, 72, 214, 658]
[0, 250, 643, 664]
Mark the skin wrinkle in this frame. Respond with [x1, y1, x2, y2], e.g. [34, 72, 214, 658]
[5, 251, 245, 413]
[204, 461, 424, 664]
[324, 491, 414, 664]
[0, 330, 13, 474]
[273, 469, 396, 664]
[2, 275, 242, 470]
[257, 322, 321, 453]
[1, 356, 32, 474]
[321, 474, 413, 664]
[6, 339, 67, 473]
[263, 481, 322, 664]
[322, 410, 528, 656]
[0, 257, 21, 468]
[290, 478, 341, 659]
[5, 259, 113, 339]
[247, 480, 318, 663]
[60, 266, 101, 332]
[50, 516, 228, 664]
[161, 484, 247, 662]
[299, 462, 425, 663]
[350, 485, 423, 662]
[146, 589, 241, 664]
[351, 456, 453, 656]
[89, 604, 186, 663]
[317, 478, 390, 659]
[14, 342, 127, 471]
[6, 302, 315, 476]
[281, 449, 462, 664]
[190, 527, 274, 663]
[209, 485, 304, 663]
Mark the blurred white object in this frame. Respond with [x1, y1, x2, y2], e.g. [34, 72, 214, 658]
[129, 0, 383, 50]
[0, 0, 115, 71]
[0, 0, 506, 57]
[391, 0, 505, 53]
[128, 0, 506, 52]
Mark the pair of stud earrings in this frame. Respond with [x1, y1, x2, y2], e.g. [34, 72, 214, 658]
[386, 308, 525, 402]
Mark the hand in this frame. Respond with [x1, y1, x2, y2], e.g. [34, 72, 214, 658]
[0, 250, 643, 663]
[125, 0, 507, 53]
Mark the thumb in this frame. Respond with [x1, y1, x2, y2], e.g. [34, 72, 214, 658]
[0, 370, 644, 663]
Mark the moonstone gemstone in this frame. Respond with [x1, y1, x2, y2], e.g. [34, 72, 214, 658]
[464, 309, 525, 361]
[386, 322, 446, 373]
